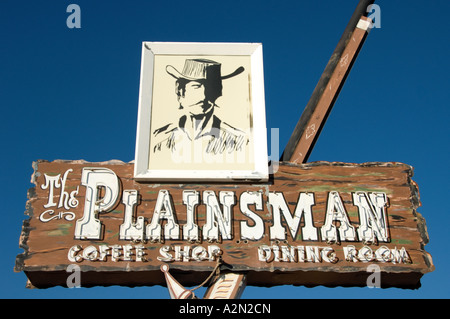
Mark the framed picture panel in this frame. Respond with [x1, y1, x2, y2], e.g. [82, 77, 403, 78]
[134, 42, 268, 182]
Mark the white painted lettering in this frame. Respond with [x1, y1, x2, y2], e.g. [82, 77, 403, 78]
[353, 192, 389, 243]
[321, 191, 357, 243]
[146, 190, 180, 241]
[119, 190, 145, 241]
[240, 191, 264, 241]
[269, 192, 318, 241]
[74, 168, 120, 240]
[182, 190, 200, 241]
[202, 191, 235, 241]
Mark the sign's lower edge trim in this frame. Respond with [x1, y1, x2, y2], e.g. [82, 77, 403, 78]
[22, 268, 425, 290]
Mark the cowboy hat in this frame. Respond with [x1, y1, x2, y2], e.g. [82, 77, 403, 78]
[166, 59, 244, 81]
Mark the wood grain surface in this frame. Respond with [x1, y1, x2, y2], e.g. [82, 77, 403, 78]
[15, 160, 434, 289]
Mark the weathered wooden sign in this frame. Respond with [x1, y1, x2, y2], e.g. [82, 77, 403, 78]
[15, 160, 434, 289]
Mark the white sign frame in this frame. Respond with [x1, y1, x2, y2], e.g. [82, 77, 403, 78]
[134, 42, 268, 182]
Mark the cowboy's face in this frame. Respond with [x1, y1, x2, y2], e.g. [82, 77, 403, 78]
[178, 81, 212, 115]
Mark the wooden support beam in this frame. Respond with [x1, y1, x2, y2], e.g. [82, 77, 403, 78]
[281, 0, 375, 163]
[202, 3, 376, 298]
[204, 272, 247, 299]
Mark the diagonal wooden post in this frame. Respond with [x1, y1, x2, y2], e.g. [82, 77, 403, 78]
[281, 0, 375, 163]
[202, 1, 376, 300]
[203, 272, 247, 299]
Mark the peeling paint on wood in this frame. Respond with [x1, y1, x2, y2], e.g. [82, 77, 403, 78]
[15, 160, 434, 289]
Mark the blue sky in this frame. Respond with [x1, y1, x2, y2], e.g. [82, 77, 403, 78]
[1, 0, 449, 299]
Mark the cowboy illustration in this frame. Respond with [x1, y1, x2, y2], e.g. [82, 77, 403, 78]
[152, 58, 249, 158]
